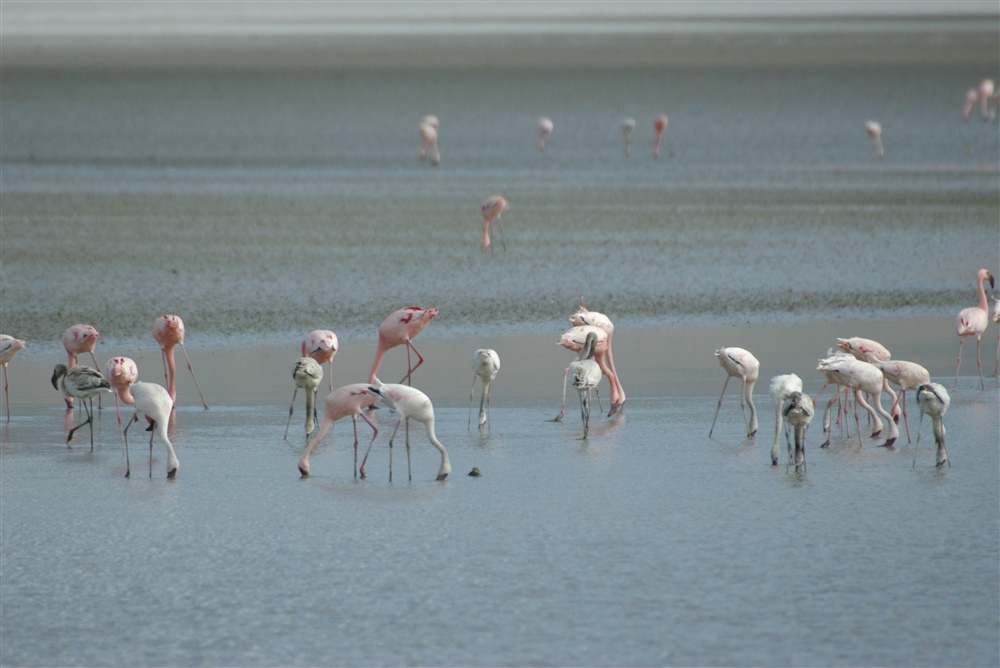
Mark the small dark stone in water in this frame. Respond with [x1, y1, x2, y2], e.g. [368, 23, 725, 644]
[468, 467, 481, 477]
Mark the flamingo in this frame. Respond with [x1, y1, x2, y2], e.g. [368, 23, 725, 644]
[978, 78, 996, 121]
[469, 349, 500, 431]
[709, 347, 759, 438]
[367, 306, 438, 385]
[865, 120, 884, 159]
[480, 195, 508, 253]
[105, 356, 138, 453]
[417, 115, 440, 166]
[568, 331, 603, 439]
[816, 354, 898, 447]
[152, 315, 208, 409]
[298, 383, 378, 479]
[569, 297, 625, 414]
[123, 381, 178, 478]
[653, 114, 668, 158]
[301, 329, 338, 391]
[621, 117, 636, 156]
[284, 357, 323, 441]
[914, 383, 951, 468]
[537, 116, 553, 152]
[837, 336, 899, 421]
[553, 325, 617, 422]
[781, 391, 814, 472]
[954, 268, 995, 390]
[993, 296, 1000, 376]
[962, 87, 979, 121]
[62, 324, 100, 407]
[0, 335, 26, 422]
[874, 359, 930, 443]
[364, 379, 451, 482]
[51, 364, 111, 450]
[769, 373, 803, 465]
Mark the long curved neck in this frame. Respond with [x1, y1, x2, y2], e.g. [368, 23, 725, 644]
[977, 274, 989, 312]
[423, 417, 451, 477]
[368, 344, 387, 384]
[116, 387, 135, 405]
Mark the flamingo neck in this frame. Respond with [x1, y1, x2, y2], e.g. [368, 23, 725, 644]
[977, 275, 989, 312]
[116, 387, 135, 405]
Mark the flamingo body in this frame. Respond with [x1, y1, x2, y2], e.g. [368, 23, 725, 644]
[816, 354, 898, 447]
[537, 117, 554, 152]
[865, 120, 884, 159]
[769, 373, 803, 465]
[298, 383, 378, 478]
[368, 306, 438, 385]
[51, 364, 111, 450]
[469, 349, 500, 430]
[569, 297, 625, 413]
[621, 117, 636, 156]
[124, 381, 178, 478]
[365, 379, 451, 481]
[875, 359, 930, 443]
[105, 356, 139, 453]
[709, 347, 759, 438]
[915, 383, 951, 467]
[285, 357, 323, 440]
[480, 195, 509, 253]
[568, 331, 603, 439]
[781, 391, 814, 472]
[653, 114, 668, 158]
[153, 314, 208, 409]
[301, 329, 338, 391]
[418, 119, 440, 165]
[954, 268, 995, 390]
[0, 335, 26, 422]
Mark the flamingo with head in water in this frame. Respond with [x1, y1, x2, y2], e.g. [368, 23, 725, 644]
[368, 306, 438, 385]
[469, 349, 500, 431]
[153, 315, 208, 409]
[480, 195, 508, 253]
[709, 347, 759, 438]
[298, 383, 378, 479]
[364, 379, 451, 482]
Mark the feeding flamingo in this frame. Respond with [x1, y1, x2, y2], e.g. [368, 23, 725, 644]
[865, 120, 884, 159]
[874, 359, 930, 444]
[62, 324, 101, 407]
[621, 117, 636, 156]
[781, 391, 814, 472]
[978, 78, 996, 121]
[418, 115, 440, 165]
[123, 381, 178, 479]
[553, 325, 618, 422]
[469, 349, 500, 431]
[284, 357, 323, 441]
[301, 329, 338, 391]
[962, 87, 979, 121]
[537, 117, 553, 152]
[51, 364, 111, 450]
[837, 336, 898, 420]
[653, 114, 668, 158]
[298, 383, 378, 479]
[368, 306, 438, 385]
[364, 379, 451, 482]
[914, 383, 951, 468]
[769, 373, 803, 466]
[152, 315, 208, 409]
[954, 268, 995, 390]
[709, 347, 759, 438]
[568, 331, 603, 439]
[105, 356, 138, 454]
[569, 297, 625, 414]
[0, 335, 26, 422]
[816, 354, 898, 447]
[480, 195, 508, 253]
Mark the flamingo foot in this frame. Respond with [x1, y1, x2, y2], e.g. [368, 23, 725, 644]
[879, 437, 897, 448]
[359, 468, 367, 480]
[436, 473, 449, 481]
[936, 459, 950, 468]
[298, 467, 309, 477]
[167, 468, 177, 479]
[820, 439, 831, 448]
[871, 430, 882, 438]
[550, 413, 564, 423]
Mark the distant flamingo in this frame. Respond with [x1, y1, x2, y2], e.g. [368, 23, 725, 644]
[865, 120, 884, 159]
[51, 364, 111, 450]
[914, 382, 951, 468]
[874, 359, 930, 443]
[769, 373, 803, 465]
[123, 381, 178, 478]
[152, 315, 208, 409]
[816, 354, 898, 447]
[480, 195, 509, 253]
[621, 117, 636, 156]
[364, 379, 451, 482]
[569, 297, 625, 414]
[418, 115, 440, 165]
[553, 325, 617, 422]
[537, 117, 554, 152]
[0, 335, 26, 422]
[568, 331, 603, 439]
[962, 87, 979, 121]
[653, 114, 668, 159]
[105, 356, 138, 453]
[993, 296, 1000, 376]
[781, 391, 814, 472]
[709, 347, 759, 438]
[978, 79, 996, 121]
[368, 306, 438, 385]
[954, 268, 995, 390]
[298, 383, 378, 479]
[301, 329, 338, 391]
[469, 349, 500, 431]
[62, 324, 101, 407]
[284, 357, 323, 440]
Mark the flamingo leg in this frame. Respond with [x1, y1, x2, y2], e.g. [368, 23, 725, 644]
[3, 364, 9, 423]
[357, 412, 380, 479]
[709, 376, 731, 438]
[123, 413, 137, 478]
[496, 218, 506, 251]
[468, 374, 477, 430]
[284, 387, 299, 440]
[954, 337, 965, 389]
[975, 337, 985, 389]
[113, 394, 127, 456]
[401, 341, 425, 385]
[148, 422, 155, 478]
[67, 399, 97, 450]
[179, 343, 209, 409]
[386, 419, 402, 482]
[405, 417, 413, 482]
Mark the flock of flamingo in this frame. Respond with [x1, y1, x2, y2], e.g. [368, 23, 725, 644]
[0, 267, 996, 480]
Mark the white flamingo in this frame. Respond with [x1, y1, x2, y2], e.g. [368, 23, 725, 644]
[124, 381, 178, 479]
[621, 117, 636, 156]
[51, 364, 112, 450]
[568, 331, 603, 439]
[301, 329, 338, 391]
[554, 325, 616, 422]
[284, 357, 323, 440]
[569, 297, 625, 415]
[537, 117, 554, 152]
[298, 383, 378, 479]
[709, 347, 759, 438]
[781, 391, 814, 472]
[0, 335, 26, 422]
[480, 195, 509, 253]
[955, 268, 995, 390]
[769, 373, 803, 465]
[837, 336, 899, 421]
[816, 354, 898, 447]
[365, 379, 451, 482]
[914, 383, 951, 468]
[874, 359, 930, 443]
[418, 115, 440, 165]
[991, 296, 1000, 377]
[865, 120, 884, 159]
[469, 349, 500, 431]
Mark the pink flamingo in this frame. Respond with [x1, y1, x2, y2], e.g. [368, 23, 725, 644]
[653, 114, 668, 159]
[123, 381, 178, 479]
[978, 79, 996, 121]
[418, 115, 440, 165]
[553, 325, 618, 422]
[865, 120, 884, 159]
[837, 336, 898, 421]
[0, 335, 26, 422]
[537, 117, 553, 152]
[817, 354, 898, 448]
[874, 359, 930, 444]
[954, 268, 995, 390]
[298, 383, 378, 479]
[302, 329, 339, 391]
[368, 306, 438, 385]
[569, 297, 625, 414]
[152, 315, 208, 409]
[364, 378, 451, 482]
[62, 324, 101, 407]
[480, 195, 509, 253]
[962, 87, 979, 121]
[992, 295, 1000, 377]
[709, 347, 759, 438]
[621, 117, 636, 156]
[105, 356, 139, 453]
